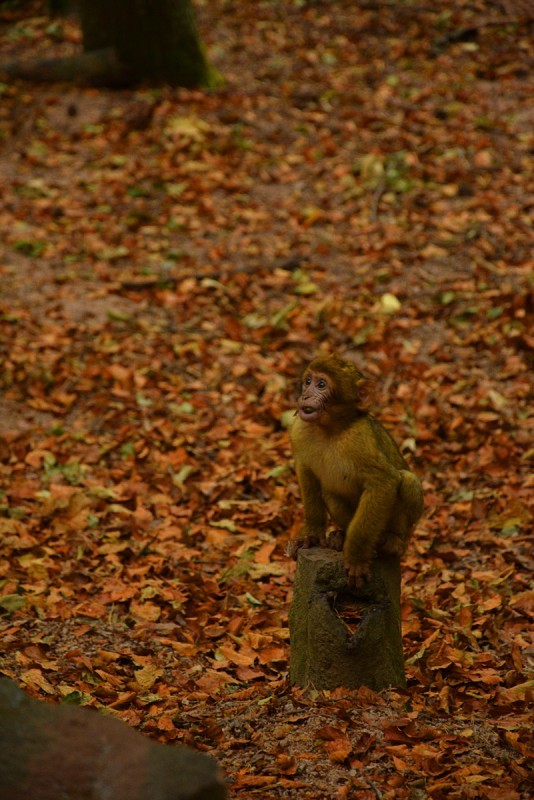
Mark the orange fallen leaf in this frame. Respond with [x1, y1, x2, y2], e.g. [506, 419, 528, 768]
[218, 644, 256, 667]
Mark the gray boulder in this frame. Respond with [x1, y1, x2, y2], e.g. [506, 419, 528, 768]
[0, 678, 226, 800]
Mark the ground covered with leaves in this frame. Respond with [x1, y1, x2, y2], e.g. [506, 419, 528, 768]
[0, 1, 532, 798]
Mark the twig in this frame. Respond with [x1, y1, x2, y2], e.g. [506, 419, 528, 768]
[368, 780, 384, 800]
[432, 16, 531, 52]
[358, 1, 437, 11]
[370, 177, 386, 222]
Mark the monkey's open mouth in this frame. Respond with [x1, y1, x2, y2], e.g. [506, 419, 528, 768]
[298, 404, 322, 422]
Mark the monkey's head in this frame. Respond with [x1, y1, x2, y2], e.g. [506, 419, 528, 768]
[297, 353, 368, 424]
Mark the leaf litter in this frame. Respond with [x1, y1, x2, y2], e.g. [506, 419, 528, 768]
[0, 1, 532, 798]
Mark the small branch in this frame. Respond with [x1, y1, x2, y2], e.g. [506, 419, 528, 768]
[368, 780, 384, 800]
[358, 1, 437, 11]
[370, 177, 386, 223]
[432, 16, 531, 53]
[120, 277, 177, 290]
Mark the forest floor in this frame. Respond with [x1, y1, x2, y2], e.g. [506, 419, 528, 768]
[0, 1, 532, 798]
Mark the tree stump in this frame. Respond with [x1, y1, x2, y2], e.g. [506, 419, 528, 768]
[289, 548, 406, 691]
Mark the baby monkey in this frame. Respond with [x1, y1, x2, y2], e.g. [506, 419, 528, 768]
[288, 353, 423, 585]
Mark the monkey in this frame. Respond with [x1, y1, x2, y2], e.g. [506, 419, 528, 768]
[288, 353, 424, 586]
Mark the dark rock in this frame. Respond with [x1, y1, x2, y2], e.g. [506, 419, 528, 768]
[0, 678, 226, 800]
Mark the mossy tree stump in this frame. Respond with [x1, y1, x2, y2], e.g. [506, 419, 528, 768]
[289, 548, 406, 691]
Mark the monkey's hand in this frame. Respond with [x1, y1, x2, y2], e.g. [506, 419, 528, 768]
[345, 559, 372, 588]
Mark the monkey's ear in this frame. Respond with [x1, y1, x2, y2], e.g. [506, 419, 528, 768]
[354, 377, 376, 409]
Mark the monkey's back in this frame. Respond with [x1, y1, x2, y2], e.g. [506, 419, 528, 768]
[367, 415, 409, 471]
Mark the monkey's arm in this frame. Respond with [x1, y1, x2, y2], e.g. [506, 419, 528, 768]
[343, 471, 401, 582]
[287, 463, 328, 558]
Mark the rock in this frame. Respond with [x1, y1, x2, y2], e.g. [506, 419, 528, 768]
[0, 678, 226, 800]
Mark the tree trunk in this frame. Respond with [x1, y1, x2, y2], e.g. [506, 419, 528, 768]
[1, 0, 219, 88]
[289, 548, 406, 691]
[79, 0, 216, 87]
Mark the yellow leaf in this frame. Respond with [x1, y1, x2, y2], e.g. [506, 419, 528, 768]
[379, 293, 401, 314]
[20, 669, 55, 694]
[135, 665, 163, 689]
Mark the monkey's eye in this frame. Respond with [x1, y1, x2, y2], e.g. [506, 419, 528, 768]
[304, 376, 312, 386]
[318, 379, 327, 389]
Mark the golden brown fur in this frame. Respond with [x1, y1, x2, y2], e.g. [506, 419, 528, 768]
[289, 354, 424, 584]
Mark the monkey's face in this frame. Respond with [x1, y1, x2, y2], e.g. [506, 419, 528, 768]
[297, 371, 332, 422]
